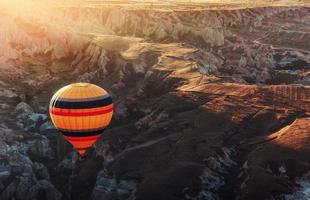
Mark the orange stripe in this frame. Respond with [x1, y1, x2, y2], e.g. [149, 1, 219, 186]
[77, 149, 87, 155]
[69, 139, 97, 149]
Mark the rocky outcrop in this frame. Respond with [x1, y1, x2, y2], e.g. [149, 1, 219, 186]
[0, 90, 61, 200]
[91, 171, 136, 200]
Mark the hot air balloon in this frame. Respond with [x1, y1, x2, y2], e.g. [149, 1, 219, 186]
[49, 83, 113, 156]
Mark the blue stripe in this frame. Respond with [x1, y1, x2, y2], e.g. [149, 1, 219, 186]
[52, 96, 112, 109]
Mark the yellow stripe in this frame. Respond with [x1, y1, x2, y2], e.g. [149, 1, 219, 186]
[50, 112, 113, 130]
[56, 84, 107, 99]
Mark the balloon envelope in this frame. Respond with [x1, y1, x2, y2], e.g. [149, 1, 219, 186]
[49, 83, 113, 155]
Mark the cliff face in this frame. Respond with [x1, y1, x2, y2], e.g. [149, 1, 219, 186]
[1, 5, 309, 87]
[0, 2, 309, 200]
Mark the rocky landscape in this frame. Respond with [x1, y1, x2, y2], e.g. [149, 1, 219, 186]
[0, 1, 309, 200]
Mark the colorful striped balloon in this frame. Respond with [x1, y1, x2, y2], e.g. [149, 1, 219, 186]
[49, 83, 113, 155]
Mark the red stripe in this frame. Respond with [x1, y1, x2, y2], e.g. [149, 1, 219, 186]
[64, 135, 102, 141]
[51, 107, 113, 116]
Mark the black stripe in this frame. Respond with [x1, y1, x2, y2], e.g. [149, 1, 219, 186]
[52, 97, 112, 109]
[76, 147, 89, 150]
[58, 126, 106, 133]
[61, 128, 105, 137]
